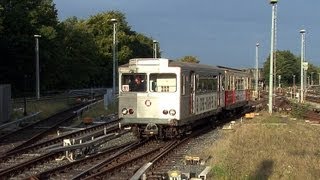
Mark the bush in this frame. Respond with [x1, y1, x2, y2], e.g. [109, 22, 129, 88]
[290, 102, 310, 119]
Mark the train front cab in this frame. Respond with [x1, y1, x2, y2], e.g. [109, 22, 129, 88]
[118, 59, 181, 138]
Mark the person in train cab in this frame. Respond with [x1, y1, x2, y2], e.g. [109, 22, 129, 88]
[131, 75, 145, 91]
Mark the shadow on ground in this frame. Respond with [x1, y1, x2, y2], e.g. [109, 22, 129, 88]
[250, 160, 274, 180]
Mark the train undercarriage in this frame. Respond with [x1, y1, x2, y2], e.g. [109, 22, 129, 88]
[129, 104, 253, 139]
[131, 124, 192, 139]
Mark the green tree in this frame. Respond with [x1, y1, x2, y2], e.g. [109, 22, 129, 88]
[263, 50, 299, 86]
[0, 0, 58, 94]
[86, 11, 154, 65]
[263, 50, 319, 87]
[177, 55, 200, 63]
[84, 11, 155, 87]
[0, 5, 3, 33]
[0, 6, 157, 94]
[306, 64, 319, 86]
[42, 17, 102, 90]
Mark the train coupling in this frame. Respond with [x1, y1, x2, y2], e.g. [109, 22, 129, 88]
[144, 123, 159, 135]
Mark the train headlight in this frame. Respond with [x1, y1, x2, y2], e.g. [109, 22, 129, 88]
[129, 108, 134, 114]
[122, 108, 128, 115]
[169, 109, 176, 116]
[163, 110, 168, 115]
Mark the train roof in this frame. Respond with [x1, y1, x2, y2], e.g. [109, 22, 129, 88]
[120, 58, 221, 70]
[216, 65, 246, 72]
[168, 59, 221, 70]
[119, 58, 247, 73]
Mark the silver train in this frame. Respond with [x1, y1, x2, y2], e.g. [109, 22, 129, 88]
[118, 58, 252, 138]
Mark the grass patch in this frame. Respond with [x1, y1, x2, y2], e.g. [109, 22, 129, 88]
[11, 98, 75, 121]
[11, 97, 119, 122]
[68, 99, 118, 126]
[80, 100, 118, 119]
[203, 111, 320, 179]
[212, 164, 229, 177]
[257, 113, 286, 124]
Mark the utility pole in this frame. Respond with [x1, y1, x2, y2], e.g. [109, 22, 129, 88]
[300, 29, 306, 103]
[255, 42, 259, 100]
[268, 0, 278, 114]
[34, 34, 41, 99]
[153, 40, 158, 58]
[293, 74, 296, 99]
[311, 72, 314, 86]
[111, 18, 117, 96]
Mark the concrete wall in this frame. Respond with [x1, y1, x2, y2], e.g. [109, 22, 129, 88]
[0, 84, 11, 123]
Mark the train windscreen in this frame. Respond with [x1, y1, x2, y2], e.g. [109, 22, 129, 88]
[121, 74, 147, 92]
[149, 73, 176, 92]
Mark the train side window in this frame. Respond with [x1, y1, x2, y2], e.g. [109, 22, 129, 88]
[212, 76, 218, 91]
[221, 76, 225, 90]
[226, 75, 231, 90]
[236, 78, 244, 90]
[195, 75, 201, 93]
[235, 78, 239, 90]
[196, 76, 217, 93]
[181, 75, 186, 95]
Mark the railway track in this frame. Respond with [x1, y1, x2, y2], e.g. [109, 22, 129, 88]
[30, 139, 135, 179]
[0, 122, 127, 179]
[0, 116, 119, 161]
[72, 139, 169, 180]
[34, 113, 118, 146]
[76, 120, 217, 179]
[136, 138, 196, 180]
[0, 96, 255, 179]
[265, 92, 320, 123]
[304, 110, 320, 123]
[0, 100, 98, 154]
[306, 94, 320, 104]
[7, 120, 224, 179]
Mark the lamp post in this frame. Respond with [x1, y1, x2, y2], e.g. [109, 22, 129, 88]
[111, 18, 117, 96]
[255, 42, 259, 100]
[153, 40, 158, 58]
[268, 0, 278, 114]
[293, 74, 296, 99]
[311, 72, 314, 86]
[34, 34, 41, 100]
[300, 29, 306, 103]
[293, 74, 296, 87]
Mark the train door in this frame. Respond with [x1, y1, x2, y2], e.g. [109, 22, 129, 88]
[189, 71, 196, 114]
[218, 73, 226, 108]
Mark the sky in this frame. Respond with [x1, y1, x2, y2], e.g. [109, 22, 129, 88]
[53, 0, 319, 68]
